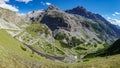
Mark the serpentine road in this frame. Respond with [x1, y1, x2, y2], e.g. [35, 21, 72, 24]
[15, 37, 65, 61]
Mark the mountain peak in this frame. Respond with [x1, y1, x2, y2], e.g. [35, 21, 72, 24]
[74, 6, 87, 11]
[66, 6, 87, 13]
[47, 5, 60, 10]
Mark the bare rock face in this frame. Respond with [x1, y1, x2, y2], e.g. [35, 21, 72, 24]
[41, 5, 70, 31]
[25, 10, 45, 22]
[41, 11, 71, 31]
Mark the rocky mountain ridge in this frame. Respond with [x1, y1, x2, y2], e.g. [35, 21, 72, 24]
[66, 6, 120, 36]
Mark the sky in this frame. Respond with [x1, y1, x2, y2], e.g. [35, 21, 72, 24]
[0, 0, 120, 26]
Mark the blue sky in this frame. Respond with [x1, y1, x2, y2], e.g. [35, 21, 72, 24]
[0, 0, 120, 25]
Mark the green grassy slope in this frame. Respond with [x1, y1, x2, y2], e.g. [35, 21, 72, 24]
[67, 54, 120, 68]
[0, 29, 65, 68]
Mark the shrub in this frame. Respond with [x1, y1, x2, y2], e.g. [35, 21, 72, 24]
[93, 38, 102, 44]
[20, 46, 27, 51]
[71, 37, 83, 47]
[26, 23, 50, 37]
[91, 23, 102, 32]
[55, 33, 67, 40]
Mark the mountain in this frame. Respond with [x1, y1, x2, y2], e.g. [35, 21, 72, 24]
[65, 6, 98, 20]
[65, 6, 120, 37]
[116, 25, 120, 29]
[26, 5, 119, 45]
[17, 5, 120, 62]
[1, 5, 120, 67]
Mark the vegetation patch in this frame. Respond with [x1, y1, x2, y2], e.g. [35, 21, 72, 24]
[20, 46, 27, 51]
[26, 23, 50, 37]
[55, 33, 67, 40]
[71, 37, 84, 47]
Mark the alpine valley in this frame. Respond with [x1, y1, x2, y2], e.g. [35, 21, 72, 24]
[0, 5, 120, 68]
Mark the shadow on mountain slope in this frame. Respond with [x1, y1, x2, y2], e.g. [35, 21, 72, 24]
[85, 39, 120, 58]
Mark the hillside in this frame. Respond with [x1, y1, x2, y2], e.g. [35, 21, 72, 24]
[1, 29, 120, 68]
[100, 39, 120, 56]
[0, 29, 65, 68]
[0, 8, 26, 29]
[84, 38, 120, 58]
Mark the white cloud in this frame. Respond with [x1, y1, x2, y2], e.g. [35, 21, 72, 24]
[0, 4, 19, 12]
[46, 2, 51, 6]
[0, 0, 19, 12]
[115, 12, 120, 15]
[107, 17, 111, 19]
[40, 1, 45, 5]
[112, 14, 116, 16]
[107, 17, 120, 26]
[112, 12, 120, 16]
[0, 0, 9, 4]
[40, 1, 52, 6]
[16, 0, 32, 4]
